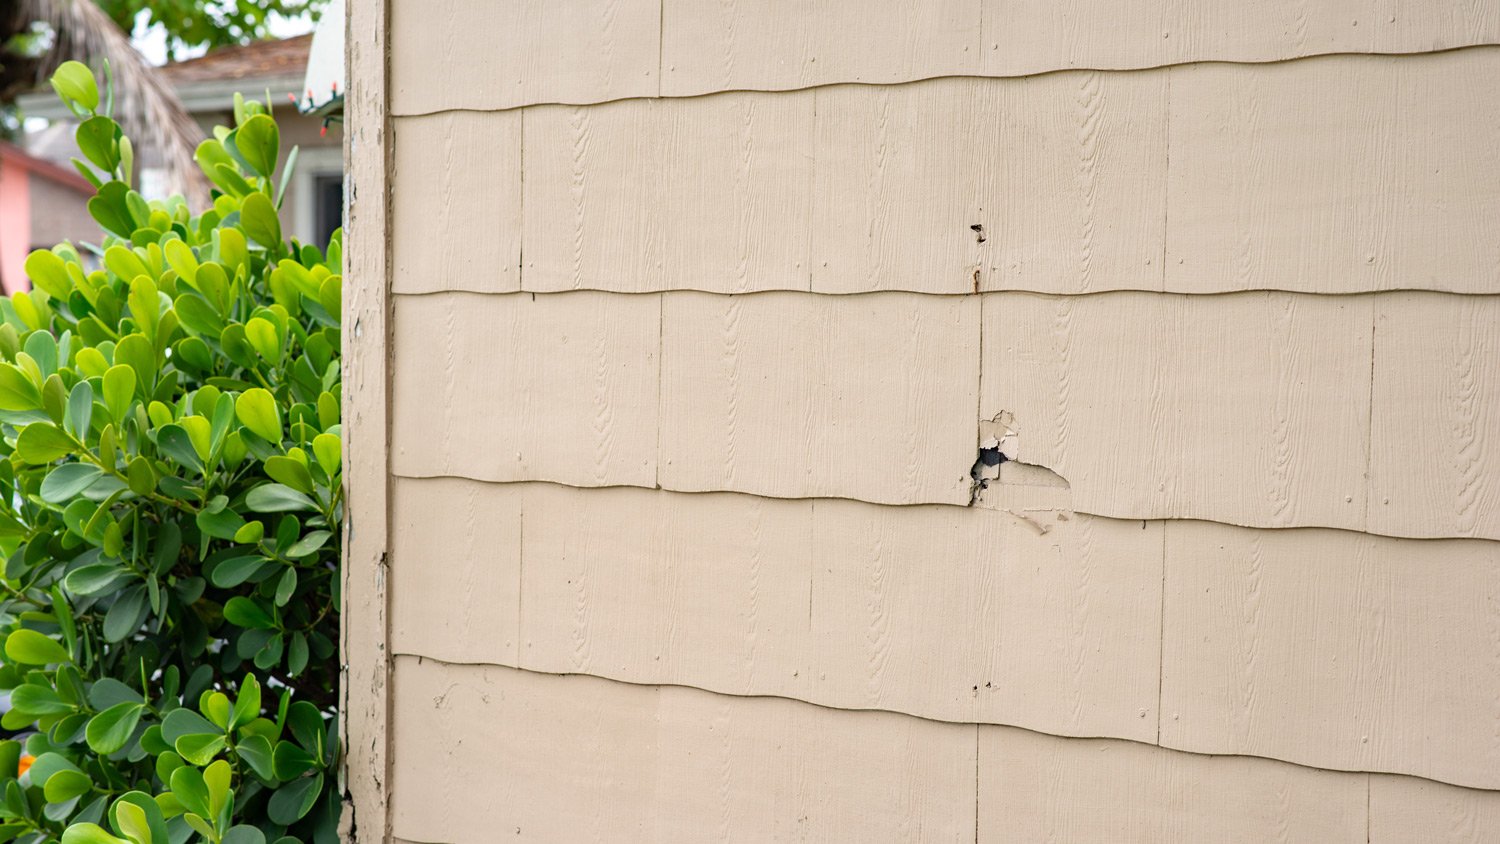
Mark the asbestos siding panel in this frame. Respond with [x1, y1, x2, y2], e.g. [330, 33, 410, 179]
[390, 658, 978, 843]
[983, 291, 1376, 532]
[1369, 293, 1500, 540]
[389, 0, 1500, 114]
[1370, 776, 1500, 843]
[390, 0, 660, 114]
[661, 0, 980, 97]
[392, 112, 522, 294]
[658, 292, 978, 505]
[978, 726, 1368, 842]
[411, 50, 1500, 297]
[1160, 521, 1500, 790]
[982, 0, 1500, 76]
[389, 479, 521, 665]
[1166, 50, 1500, 295]
[391, 480, 1162, 742]
[390, 292, 660, 487]
[522, 95, 816, 294]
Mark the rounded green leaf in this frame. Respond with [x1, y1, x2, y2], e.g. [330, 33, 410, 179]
[223, 596, 275, 630]
[43, 768, 92, 803]
[86, 702, 144, 755]
[246, 483, 315, 513]
[235, 388, 281, 443]
[174, 733, 227, 767]
[50, 61, 99, 113]
[240, 192, 281, 247]
[0, 363, 42, 411]
[5, 629, 71, 665]
[266, 772, 322, 825]
[23, 250, 71, 300]
[235, 114, 280, 179]
[40, 463, 103, 504]
[263, 455, 313, 493]
[102, 365, 136, 423]
[234, 735, 275, 781]
[61, 824, 130, 844]
[16, 422, 76, 464]
[222, 826, 267, 844]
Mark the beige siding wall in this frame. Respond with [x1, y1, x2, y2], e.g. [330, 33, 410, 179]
[360, 1, 1500, 840]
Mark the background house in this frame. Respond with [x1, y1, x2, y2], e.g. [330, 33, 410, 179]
[13, 33, 343, 290]
[0, 141, 94, 292]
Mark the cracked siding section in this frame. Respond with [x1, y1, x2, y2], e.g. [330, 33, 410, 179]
[369, 1, 1500, 840]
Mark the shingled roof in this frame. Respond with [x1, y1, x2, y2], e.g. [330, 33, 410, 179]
[159, 34, 312, 85]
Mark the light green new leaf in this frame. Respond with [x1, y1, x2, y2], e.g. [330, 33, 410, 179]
[240, 192, 281, 247]
[0, 363, 42, 411]
[85, 703, 144, 755]
[235, 388, 282, 443]
[50, 61, 99, 113]
[16, 422, 76, 464]
[102, 364, 136, 423]
[61, 824, 130, 844]
[5, 629, 70, 664]
[23, 249, 71, 300]
[236, 114, 280, 179]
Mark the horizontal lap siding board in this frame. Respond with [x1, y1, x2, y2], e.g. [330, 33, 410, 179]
[392, 0, 1500, 111]
[389, 658, 979, 843]
[521, 95, 817, 294]
[1370, 776, 1500, 842]
[658, 292, 978, 504]
[389, 0, 660, 114]
[392, 290, 1500, 536]
[1165, 50, 1500, 295]
[392, 111, 522, 294]
[414, 49, 1500, 296]
[390, 292, 661, 488]
[386, 477, 1500, 788]
[978, 727, 1368, 842]
[1161, 522, 1500, 790]
[1370, 293, 1500, 539]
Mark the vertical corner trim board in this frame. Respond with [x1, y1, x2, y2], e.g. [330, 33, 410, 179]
[342, 0, 389, 840]
[389, 0, 1500, 111]
[390, 289, 1500, 540]
[388, 477, 1500, 790]
[395, 47, 1500, 297]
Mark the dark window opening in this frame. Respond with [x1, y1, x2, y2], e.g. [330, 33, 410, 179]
[313, 173, 343, 248]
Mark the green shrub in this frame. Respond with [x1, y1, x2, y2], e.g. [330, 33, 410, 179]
[0, 62, 341, 844]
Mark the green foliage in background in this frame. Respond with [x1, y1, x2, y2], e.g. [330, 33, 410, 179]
[0, 61, 341, 844]
[93, 2, 328, 62]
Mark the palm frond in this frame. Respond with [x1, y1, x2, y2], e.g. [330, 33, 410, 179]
[17, 0, 206, 205]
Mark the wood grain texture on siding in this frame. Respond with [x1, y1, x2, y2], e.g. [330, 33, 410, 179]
[392, 112, 521, 294]
[1160, 520, 1500, 790]
[815, 73, 1167, 294]
[391, 479, 1160, 741]
[1166, 49, 1500, 295]
[661, 0, 980, 97]
[1370, 293, 1500, 540]
[414, 49, 1500, 296]
[522, 94, 815, 293]
[1370, 775, 1500, 843]
[389, 479, 521, 665]
[657, 0, 1500, 99]
[979, 726, 1368, 843]
[389, 0, 660, 114]
[518, 484, 815, 701]
[659, 292, 978, 505]
[390, 292, 659, 488]
[391, 659, 978, 843]
[984, 0, 1500, 76]
[983, 291, 1375, 533]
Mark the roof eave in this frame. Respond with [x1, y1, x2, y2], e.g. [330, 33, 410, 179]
[15, 73, 307, 122]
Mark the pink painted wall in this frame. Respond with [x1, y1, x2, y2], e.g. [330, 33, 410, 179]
[0, 156, 30, 294]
